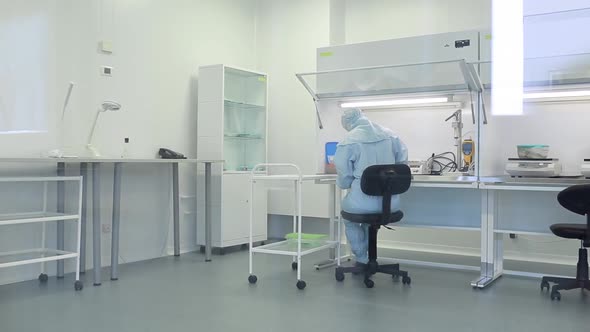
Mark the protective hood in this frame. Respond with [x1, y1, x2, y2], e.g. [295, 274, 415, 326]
[339, 108, 392, 145]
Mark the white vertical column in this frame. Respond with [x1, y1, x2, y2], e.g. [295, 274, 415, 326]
[329, 0, 346, 46]
[492, 0, 524, 116]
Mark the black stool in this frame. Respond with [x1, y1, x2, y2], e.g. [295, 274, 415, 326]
[541, 184, 590, 301]
[335, 164, 412, 288]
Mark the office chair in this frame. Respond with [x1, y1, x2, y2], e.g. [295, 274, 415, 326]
[335, 164, 412, 288]
[541, 184, 590, 301]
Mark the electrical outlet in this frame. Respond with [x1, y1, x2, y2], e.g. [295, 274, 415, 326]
[102, 224, 112, 233]
[101, 66, 113, 76]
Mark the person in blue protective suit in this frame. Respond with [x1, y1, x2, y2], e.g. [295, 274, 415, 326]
[334, 108, 408, 269]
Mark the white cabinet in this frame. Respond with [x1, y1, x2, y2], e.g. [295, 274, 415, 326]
[197, 64, 268, 248]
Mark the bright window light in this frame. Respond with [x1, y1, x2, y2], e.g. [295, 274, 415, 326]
[0, 14, 49, 133]
[523, 90, 590, 100]
[491, 0, 524, 115]
[340, 97, 450, 109]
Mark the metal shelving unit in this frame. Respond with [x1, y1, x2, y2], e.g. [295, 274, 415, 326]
[247, 164, 338, 290]
[0, 176, 83, 290]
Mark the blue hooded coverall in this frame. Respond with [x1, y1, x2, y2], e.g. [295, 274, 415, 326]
[334, 109, 408, 264]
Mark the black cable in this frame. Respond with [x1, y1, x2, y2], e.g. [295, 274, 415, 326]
[427, 151, 459, 174]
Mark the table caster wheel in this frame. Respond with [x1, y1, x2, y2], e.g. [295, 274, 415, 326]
[38, 273, 48, 283]
[335, 270, 345, 282]
[74, 281, 83, 291]
[364, 279, 375, 288]
[291, 262, 298, 271]
[402, 276, 412, 285]
[540, 280, 550, 292]
[296, 280, 306, 290]
[551, 290, 561, 301]
[248, 275, 257, 284]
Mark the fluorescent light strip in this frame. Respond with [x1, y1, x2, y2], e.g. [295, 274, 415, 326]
[523, 90, 590, 100]
[340, 97, 450, 108]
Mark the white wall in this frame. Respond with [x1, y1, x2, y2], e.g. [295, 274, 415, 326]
[0, 0, 258, 285]
[344, 0, 492, 44]
[255, 0, 333, 218]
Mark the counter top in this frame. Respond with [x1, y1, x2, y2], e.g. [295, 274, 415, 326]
[0, 158, 224, 164]
[313, 173, 478, 189]
[480, 176, 590, 191]
[313, 174, 590, 191]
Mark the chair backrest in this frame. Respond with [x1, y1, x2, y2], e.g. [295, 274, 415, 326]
[360, 164, 412, 219]
[558, 184, 590, 244]
[558, 184, 590, 216]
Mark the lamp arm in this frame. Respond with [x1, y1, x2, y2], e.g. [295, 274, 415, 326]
[87, 110, 102, 146]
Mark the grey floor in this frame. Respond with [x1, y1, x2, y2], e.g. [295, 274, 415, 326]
[0, 251, 588, 332]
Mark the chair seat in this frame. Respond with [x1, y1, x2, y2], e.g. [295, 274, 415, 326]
[341, 210, 404, 225]
[550, 223, 588, 240]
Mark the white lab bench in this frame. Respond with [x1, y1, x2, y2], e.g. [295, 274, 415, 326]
[302, 173, 587, 289]
[0, 158, 222, 286]
[473, 176, 590, 288]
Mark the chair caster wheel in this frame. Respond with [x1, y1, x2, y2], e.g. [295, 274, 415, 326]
[540, 280, 550, 292]
[551, 290, 561, 301]
[296, 280, 306, 290]
[392, 275, 400, 282]
[248, 275, 257, 284]
[364, 279, 375, 288]
[402, 276, 412, 285]
[38, 273, 48, 283]
[291, 262, 298, 271]
[335, 270, 345, 282]
[74, 281, 83, 291]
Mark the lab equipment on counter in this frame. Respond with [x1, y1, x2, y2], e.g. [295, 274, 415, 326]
[158, 148, 187, 159]
[46, 82, 77, 158]
[325, 142, 338, 174]
[461, 139, 475, 172]
[87, 101, 122, 157]
[426, 152, 458, 174]
[445, 110, 464, 169]
[517, 145, 550, 159]
[505, 158, 562, 177]
[408, 160, 431, 175]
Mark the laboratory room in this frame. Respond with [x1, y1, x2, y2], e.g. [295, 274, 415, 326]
[1, 0, 589, 331]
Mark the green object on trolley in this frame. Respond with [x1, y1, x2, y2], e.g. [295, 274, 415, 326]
[285, 233, 328, 244]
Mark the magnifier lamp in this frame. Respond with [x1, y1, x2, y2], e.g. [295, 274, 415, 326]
[86, 101, 121, 157]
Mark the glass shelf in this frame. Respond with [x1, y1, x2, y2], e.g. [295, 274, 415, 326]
[224, 134, 264, 140]
[296, 59, 481, 101]
[223, 67, 267, 172]
[251, 239, 338, 256]
[224, 100, 265, 111]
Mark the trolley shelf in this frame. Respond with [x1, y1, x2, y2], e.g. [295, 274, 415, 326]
[0, 175, 84, 291]
[251, 239, 338, 256]
[0, 212, 80, 226]
[248, 164, 341, 290]
[0, 248, 78, 269]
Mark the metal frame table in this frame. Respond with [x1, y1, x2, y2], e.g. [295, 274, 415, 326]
[0, 158, 222, 286]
